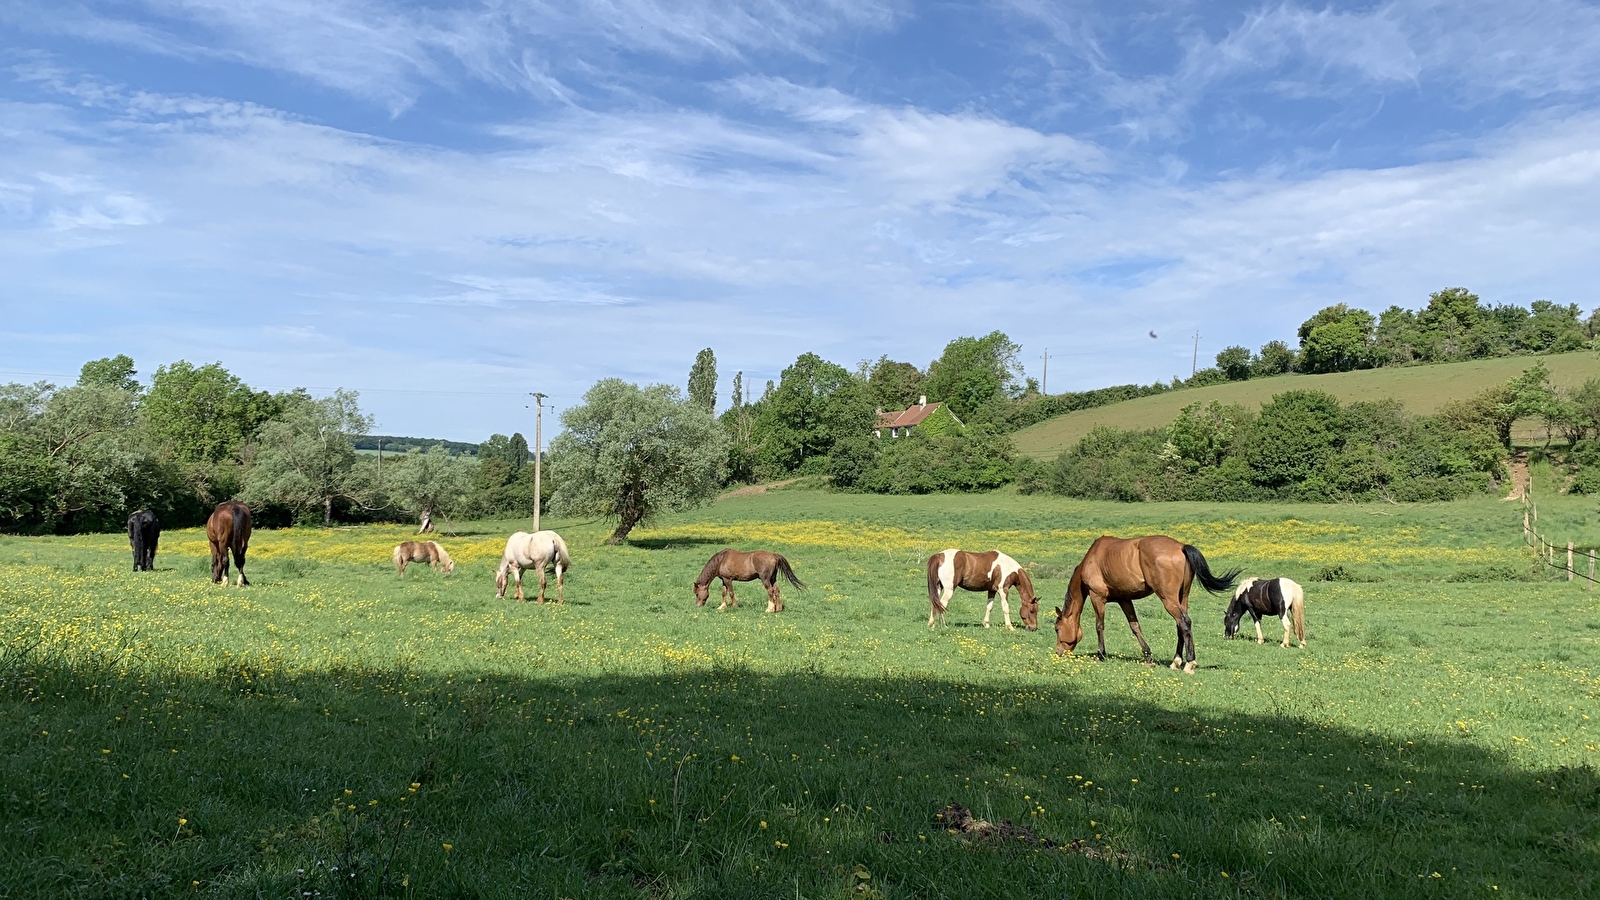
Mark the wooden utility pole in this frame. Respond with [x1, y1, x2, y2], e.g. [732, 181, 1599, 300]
[1191, 331, 1200, 378]
[530, 392, 547, 532]
[1041, 349, 1049, 395]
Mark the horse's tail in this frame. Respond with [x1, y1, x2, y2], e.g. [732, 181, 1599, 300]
[927, 553, 945, 611]
[1182, 544, 1240, 594]
[393, 544, 405, 573]
[229, 503, 249, 555]
[1290, 580, 1306, 644]
[776, 555, 805, 590]
[553, 536, 571, 570]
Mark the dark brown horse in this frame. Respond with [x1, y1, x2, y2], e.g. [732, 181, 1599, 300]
[1053, 535, 1239, 674]
[206, 501, 252, 586]
[694, 549, 805, 613]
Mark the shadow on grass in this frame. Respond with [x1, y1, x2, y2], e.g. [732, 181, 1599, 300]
[625, 536, 730, 551]
[2, 655, 1594, 900]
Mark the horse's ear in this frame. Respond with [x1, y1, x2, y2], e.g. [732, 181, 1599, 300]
[1053, 606, 1062, 617]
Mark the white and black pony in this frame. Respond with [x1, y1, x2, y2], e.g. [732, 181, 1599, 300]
[127, 509, 160, 572]
[1224, 577, 1306, 648]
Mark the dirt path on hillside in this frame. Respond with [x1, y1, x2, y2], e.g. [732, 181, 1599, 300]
[1502, 452, 1529, 501]
[719, 478, 802, 499]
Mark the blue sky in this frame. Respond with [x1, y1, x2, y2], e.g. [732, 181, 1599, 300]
[3, 1, 1599, 440]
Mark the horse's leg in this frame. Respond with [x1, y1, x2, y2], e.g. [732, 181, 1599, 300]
[983, 590, 994, 628]
[555, 561, 565, 604]
[536, 565, 548, 604]
[514, 567, 525, 602]
[1255, 613, 1265, 644]
[765, 575, 779, 613]
[999, 586, 1015, 630]
[1119, 601, 1154, 664]
[234, 543, 247, 587]
[1281, 612, 1292, 648]
[1092, 594, 1109, 661]
[718, 577, 732, 611]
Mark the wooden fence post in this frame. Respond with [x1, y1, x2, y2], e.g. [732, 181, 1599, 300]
[1524, 510, 1531, 545]
[1567, 542, 1574, 581]
[1589, 551, 1594, 591]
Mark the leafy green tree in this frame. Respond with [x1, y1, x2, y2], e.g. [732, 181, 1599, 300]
[1253, 340, 1297, 376]
[924, 332, 1023, 419]
[479, 432, 530, 471]
[860, 427, 1015, 494]
[78, 355, 140, 393]
[144, 361, 278, 464]
[1371, 306, 1421, 366]
[1297, 304, 1376, 373]
[388, 444, 472, 532]
[1517, 300, 1587, 353]
[1566, 378, 1600, 443]
[1246, 390, 1345, 488]
[754, 353, 873, 476]
[825, 433, 879, 490]
[1164, 401, 1251, 471]
[548, 380, 726, 544]
[1416, 287, 1486, 361]
[1214, 346, 1253, 381]
[721, 371, 757, 485]
[861, 356, 927, 411]
[0, 430, 57, 531]
[688, 348, 718, 414]
[241, 389, 374, 526]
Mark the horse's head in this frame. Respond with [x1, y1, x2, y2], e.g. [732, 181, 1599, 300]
[441, 556, 456, 574]
[1013, 569, 1039, 631]
[1053, 603, 1082, 655]
[1222, 598, 1245, 639]
[693, 581, 710, 606]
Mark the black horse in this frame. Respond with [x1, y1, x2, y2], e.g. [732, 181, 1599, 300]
[127, 509, 160, 572]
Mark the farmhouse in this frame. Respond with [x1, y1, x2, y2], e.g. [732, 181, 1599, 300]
[874, 395, 963, 438]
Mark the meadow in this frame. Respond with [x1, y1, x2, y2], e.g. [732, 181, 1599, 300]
[2, 489, 1597, 899]
[1013, 350, 1600, 458]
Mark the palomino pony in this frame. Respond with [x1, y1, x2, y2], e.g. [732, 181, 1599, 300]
[1054, 535, 1239, 674]
[127, 508, 160, 572]
[926, 549, 1039, 630]
[495, 530, 570, 602]
[694, 549, 805, 613]
[206, 501, 252, 586]
[1225, 577, 1306, 648]
[393, 540, 455, 576]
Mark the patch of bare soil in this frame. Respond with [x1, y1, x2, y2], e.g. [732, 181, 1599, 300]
[1503, 451, 1530, 501]
[933, 804, 1143, 866]
[719, 478, 801, 499]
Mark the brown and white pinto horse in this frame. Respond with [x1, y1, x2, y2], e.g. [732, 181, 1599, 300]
[1054, 535, 1239, 674]
[694, 549, 805, 613]
[393, 540, 455, 576]
[1225, 577, 1306, 648]
[926, 549, 1039, 630]
[205, 501, 252, 586]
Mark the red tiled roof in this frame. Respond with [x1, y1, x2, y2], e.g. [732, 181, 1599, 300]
[876, 401, 943, 429]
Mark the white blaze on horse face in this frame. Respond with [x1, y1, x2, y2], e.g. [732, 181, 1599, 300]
[937, 549, 960, 610]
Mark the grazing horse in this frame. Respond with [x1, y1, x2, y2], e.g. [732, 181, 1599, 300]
[1053, 535, 1240, 674]
[495, 531, 570, 603]
[694, 549, 805, 613]
[393, 540, 455, 576]
[126, 509, 160, 572]
[926, 549, 1039, 630]
[1225, 577, 1306, 648]
[205, 501, 252, 586]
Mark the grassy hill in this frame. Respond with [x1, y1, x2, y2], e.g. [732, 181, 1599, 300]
[1014, 350, 1600, 459]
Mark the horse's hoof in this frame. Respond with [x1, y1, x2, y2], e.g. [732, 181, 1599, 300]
[1170, 659, 1181, 670]
[1183, 662, 1196, 675]
[1141, 659, 1157, 667]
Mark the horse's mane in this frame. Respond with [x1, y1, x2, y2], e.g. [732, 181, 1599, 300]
[429, 541, 453, 566]
[695, 549, 729, 586]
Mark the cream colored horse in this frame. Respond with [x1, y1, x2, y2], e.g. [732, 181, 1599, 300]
[495, 530, 570, 603]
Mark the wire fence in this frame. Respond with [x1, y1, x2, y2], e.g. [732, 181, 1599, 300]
[1521, 479, 1599, 589]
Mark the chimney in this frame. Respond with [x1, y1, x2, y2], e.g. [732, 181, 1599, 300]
[918, 394, 927, 407]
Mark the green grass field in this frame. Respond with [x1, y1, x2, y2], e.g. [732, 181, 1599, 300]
[3, 491, 1597, 898]
[1015, 351, 1600, 459]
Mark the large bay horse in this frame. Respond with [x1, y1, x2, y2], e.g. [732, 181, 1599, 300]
[393, 540, 455, 576]
[206, 501, 252, 586]
[496, 531, 570, 603]
[1054, 535, 1239, 674]
[694, 549, 805, 613]
[926, 549, 1039, 630]
[127, 508, 160, 572]
[1225, 577, 1306, 648]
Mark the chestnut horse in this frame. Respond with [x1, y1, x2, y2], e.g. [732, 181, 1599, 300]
[926, 549, 1039, 630]
[694, 549, 804, 613]
[495, 530, 570, 603]
[206, 501, 252, 586]
[393, 540, 455, 576]
[1053, 535, 1239, 674]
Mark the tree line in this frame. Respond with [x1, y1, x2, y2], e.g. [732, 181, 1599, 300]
[0, 355, 545, 534]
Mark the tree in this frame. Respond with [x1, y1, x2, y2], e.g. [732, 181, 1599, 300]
[241, 389, 374, 526]
[1371, 306, 1421, 366]
[1245, 390, 1345, 488]
[144, 361, 278, 464]
[688, 348, 718, 414]
[1165, 401, 1251, 471]
[1215, 346, 1253, 381]
[925, 332, 1023, 419]
[1416, 287, 1486, 361]
[861, 356, 927, 411]
[1297, 305, 1376, 373]
[388, 444, 472, 532]
[1253, 340, 1297, 376]
[754, 353, 874, 476]
[548, 379, 726, 544]
[78, 355, 140, 393]
[1517, 300, 1587, 354]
